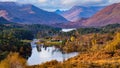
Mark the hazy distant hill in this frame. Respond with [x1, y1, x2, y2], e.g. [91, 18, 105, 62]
[0, 2, 68, 24]
[56, 6, 103, 22]
[57, 3, 120, 28]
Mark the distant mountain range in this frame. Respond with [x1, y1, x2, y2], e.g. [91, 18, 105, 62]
[55, 3, 120, 28]
[0, 2, 120, 28]
[55, 6, 104, 22]
[0, 2, 68, 24]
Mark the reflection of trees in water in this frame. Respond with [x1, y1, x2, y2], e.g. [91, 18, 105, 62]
[61, 51, 66, 61]
[44, 46, 47, 50]
[36, 45, 41, 52]
[52, 48, 57, 55]
[31, 43, 78, 64]
[36, 45, 71, 61]
[36, 45, 60, 55]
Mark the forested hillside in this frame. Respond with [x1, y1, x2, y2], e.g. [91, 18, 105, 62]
[0, 23, 61, 62]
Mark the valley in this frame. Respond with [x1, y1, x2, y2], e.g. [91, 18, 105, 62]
[1, 23, 120, 68]
[0, 1, 120, 68]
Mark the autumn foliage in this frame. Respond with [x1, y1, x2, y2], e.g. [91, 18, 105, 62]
[0, 53, 26, 68]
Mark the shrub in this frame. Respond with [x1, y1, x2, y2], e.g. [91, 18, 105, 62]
[0, 53, 26, 68]
[105, 33, 120, 52]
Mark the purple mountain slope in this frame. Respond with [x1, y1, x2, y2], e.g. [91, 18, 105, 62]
[0, 2, 68, 24]
[56, 6, 104, 22]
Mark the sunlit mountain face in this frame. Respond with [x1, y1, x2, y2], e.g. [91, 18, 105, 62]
[82, 3, 120, 27]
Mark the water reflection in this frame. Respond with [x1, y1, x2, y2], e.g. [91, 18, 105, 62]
[36, 45, 41, 52]
[27, 39, 78, 65]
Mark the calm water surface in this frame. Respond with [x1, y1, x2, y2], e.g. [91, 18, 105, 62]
[27, 39, 78, 65]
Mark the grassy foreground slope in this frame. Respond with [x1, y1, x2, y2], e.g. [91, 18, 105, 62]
[0, 32, 120, 68]
[29, 32, 120, 68]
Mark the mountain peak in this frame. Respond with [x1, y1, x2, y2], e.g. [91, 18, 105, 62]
[57, 5, 104, 22]
[0, 2, 16, 4]
[0, 17, 11, 24]
[0, 2, 68, 24]
[55, 9, 63, 14]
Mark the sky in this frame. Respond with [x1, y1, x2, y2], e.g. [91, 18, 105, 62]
[0, 0, 120, 11]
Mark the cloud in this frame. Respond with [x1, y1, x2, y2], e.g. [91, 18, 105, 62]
[108, 0, 120, 4]
[61, 0, 77, 5]
[0, 0, 120, 11]
[0, 0, 16, 1]
[38, 0, 46, 3]
[36, 0, 120, 11]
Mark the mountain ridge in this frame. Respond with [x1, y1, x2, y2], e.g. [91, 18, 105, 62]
[57, 3, 120, 28]
[82, 3, 120, 27]
[0, 2, 68, 24]
[0, 17, 11, 24]
[56, 6, 104, 22]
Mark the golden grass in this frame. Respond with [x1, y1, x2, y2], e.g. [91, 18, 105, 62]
[21, 40, 32, 43]
[0, 52, 26, 68]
